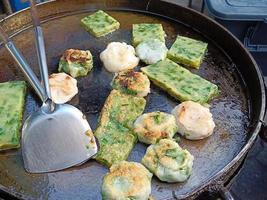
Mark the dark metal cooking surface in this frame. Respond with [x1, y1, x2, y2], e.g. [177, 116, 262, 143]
[0, 1, 264, 199]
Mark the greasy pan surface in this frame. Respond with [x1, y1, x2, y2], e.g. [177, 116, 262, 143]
[0, 1, 263, 199]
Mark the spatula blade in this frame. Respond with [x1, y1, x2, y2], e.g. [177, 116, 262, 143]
[22, 104, 97, 173]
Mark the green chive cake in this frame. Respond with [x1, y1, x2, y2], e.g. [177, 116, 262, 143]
[167, 36, 208, 69]
[58, 49, 93, 78]
[81, 10, 120, 37]
[132, 23, 166, 47]
[141, 59, 218, 104]
[0, 81, 27, 150]
[94, 90, 146, 167]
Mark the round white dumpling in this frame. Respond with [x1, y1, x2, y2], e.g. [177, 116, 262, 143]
[102, 161, 152, 200]
[136, 38, 168, 64]
[49, 72, 78, 104]
[100, 42, 139, 72]
[134, 112, 178, 144]
[172, 101, 215, 140]
[142, 139, 194, 183]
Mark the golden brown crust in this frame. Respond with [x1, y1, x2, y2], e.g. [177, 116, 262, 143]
[96, 90, 117, 128]
[63, 49, 90, 64]
[118, 71, 139, 89]
[144, 131, 162, 139]
[114, 70, 149, 92]
[178, 105, 186, 119]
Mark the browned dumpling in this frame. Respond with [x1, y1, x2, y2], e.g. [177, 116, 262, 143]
[134, 111, 178, 144]
[142, 139, 194, 183]
[102, 161, 152, 200]
[49, 72, 78, 104]
[172, 101, 215, 140]
[111, 71, 150, 97]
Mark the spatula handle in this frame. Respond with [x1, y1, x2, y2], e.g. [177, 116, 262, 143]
[0, 26, 47, 102]
[29, 0, 52, 100]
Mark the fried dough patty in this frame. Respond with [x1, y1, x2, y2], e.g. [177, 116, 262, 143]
[172, 101, 215, 140]
[102, 161, 152, 200]
[134, 112, 178, 144]
[111, 70, 150, 97]
[49, 72, 78, 104]
[142, 139, 194, 183]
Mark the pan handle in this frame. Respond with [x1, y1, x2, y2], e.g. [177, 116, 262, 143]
[208, 161, 242, 200]
[219, 187, 235, 200]
[260, 122, 267, 142]
[259, 77, 267, 142]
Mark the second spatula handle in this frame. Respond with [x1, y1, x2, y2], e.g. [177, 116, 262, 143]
[30, 0, 52, 100]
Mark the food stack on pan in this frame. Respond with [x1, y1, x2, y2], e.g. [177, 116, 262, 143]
[0, 10, 219, 200]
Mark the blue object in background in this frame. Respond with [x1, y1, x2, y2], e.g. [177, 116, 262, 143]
[9, 0, 30, 12]
[205, 0, 267, 21]
[205, 0, 267, 53]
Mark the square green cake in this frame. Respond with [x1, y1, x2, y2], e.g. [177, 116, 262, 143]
[132, 23, 166, 46]
[0, 81, 27, 150]
[81, 10, 120, 37]
[167, 36, 208, 69]
[94, 90, 146, 167]
[141, 59, 218, 104]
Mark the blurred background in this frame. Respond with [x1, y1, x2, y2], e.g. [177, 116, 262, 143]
[0, 0, 44, 17]
[0, 0, 266, 199]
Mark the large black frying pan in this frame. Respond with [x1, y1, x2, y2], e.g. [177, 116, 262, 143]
[0, 0, 266, 199]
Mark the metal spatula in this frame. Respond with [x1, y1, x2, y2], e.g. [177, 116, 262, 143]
[0, 1, 97, 173]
